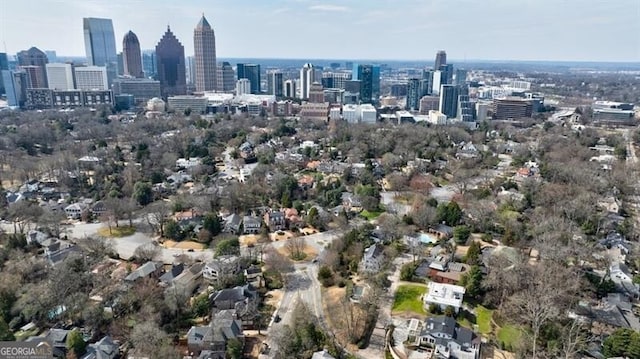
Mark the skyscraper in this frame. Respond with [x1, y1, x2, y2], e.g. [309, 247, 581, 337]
[439, 64, 453, 85]
[46, 63, 74, 90]
[267, 71, 284, 98]
[185, 56, 196, 85]
[454, 69, 468, 86]
[2, 70, 27, 107]
[237, 63, 260, 94]
[83, 18, 117, 84]
[356, 64, 380, 104]
[439, 84, 459, 118]
[0, 53, 8, 94]
[284, 79, 296, 98]
[216, 61, 235, 92]
[406, 78, 421, 111]
[123, 30, 144, 78]
[17, 47, 48, 88]
[435, 50, 447, 69]
[142, 50, 156, 78]
[193, 15, 217, 92]
[155, 26, 187, 98]
[299, 63, 316, 99]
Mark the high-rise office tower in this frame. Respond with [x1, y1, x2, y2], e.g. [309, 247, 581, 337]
[216, 61, 235, 92]
[116, 52, 124, 76]
[46, 63, 74, 90]
[123, 30, 144, 78]
[299, 63, 317, 99]
[308, 82, 325, 103]
[193, 15, 217, 92]
[284, 79, 296, 98]
[0, 53, 8, 94]
[439, 84, 459, 118]
[356, 64, 380, 104]
[74, 66, 108, 90]
[83, 18, 117, 85]
[321, 72, 351, 89]
[2, 70, 27, 107]
[267, 71, 284, 98]
[432, 71, 442, 95]
[155, 26, 187, 98]
[406, 78, 421, 111]
[457, 94, 474, 122]
[185, 56, 196, 85]
[45, 51, 57, 63]
[236, 63, 260, 94]
[435, 50, 447, 69]
[236, 78, 251, 95]
[454, 68, 468, 86]
[142, 50, 156, 78]
[17, 47, 48, 88]
[439, 64, 453, 85]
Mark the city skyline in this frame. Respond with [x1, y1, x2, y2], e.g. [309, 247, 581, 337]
[1, 0, 639, 63]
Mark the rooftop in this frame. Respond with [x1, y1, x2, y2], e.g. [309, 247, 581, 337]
[424, 282, 465, 308]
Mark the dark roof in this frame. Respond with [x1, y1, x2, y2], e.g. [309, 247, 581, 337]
[211, 284, 256, 304]
[159, 263, 185, 284]
[196, 15, 212, 30]
[125, 261, 161, 281]
[45, 328, 70, 346]
[363, 244, 384, 261]
[82, 336, 118, 359]
[434, 224, 454, 235]
[422, 316, 477, 347]
[243, 215, 261, 227]
[245, 265, 261, 275]
[48, 245, 81, 266]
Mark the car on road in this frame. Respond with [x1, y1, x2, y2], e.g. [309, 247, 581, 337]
[274, 314, 281, 323]
[187, 249, 194, 252]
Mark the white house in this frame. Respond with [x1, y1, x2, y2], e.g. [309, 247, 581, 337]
[64, 202, 88, 219]
[360, 244, 384, 273]
[424, 283, 466, 313]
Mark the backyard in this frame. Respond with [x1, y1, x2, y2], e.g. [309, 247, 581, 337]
[392, 284, 428, 316]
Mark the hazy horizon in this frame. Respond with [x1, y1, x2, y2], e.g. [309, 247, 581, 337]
[1, 0, 639, 62]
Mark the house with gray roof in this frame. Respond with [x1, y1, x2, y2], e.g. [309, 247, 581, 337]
[187, 309, 244, 357]
[159, 263, 185, 286]
[81, 336, 119, 359]
[408, 316, 481, 359]
[360, 244, 384, 273]
[204, 255, 240, 283]
[312, 349, 336, 359]
[242, 215, 262, 234]
[124, 261, 163, 282]
[223, 213, 242, 234]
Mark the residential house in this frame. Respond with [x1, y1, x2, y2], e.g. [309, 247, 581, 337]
[599, 196, 621, 214]
[244, 265, 263, 287]
[456, 142, 479, 159]
[210, 284, 258, 327]
[224, 214, 242, 234]
[283, 208, 303, 228]
[408, 316, 481, 359]
[423, 283, 466, 313]
[242, 215, 262, 234]
[26, 230, 49, 245]
[43, 328, 70, 358]
[124, 261, 163, 282]
[311, 349, 336, 359]
[159, 263, 185, 287]
[6, 191, 24, 205]
[572, 293, 640, 335]
[46, 243, 82, 266]
[167, 262, 205, 296]
[264, 210, 286, 231]
[187, 309, 244, 357]
[610, 262, 640, 297]
[598, 232, 631, 255]
[81, 336, 119, 359]
[341, 192, 363, 212]
[91, 201, 108, 217]
[429, 224, 453, 240]
[65, 202, 89, 219]
[204, 255, 240, 283]
[360, 244, 385, 273]
[429, 259, 470, 285]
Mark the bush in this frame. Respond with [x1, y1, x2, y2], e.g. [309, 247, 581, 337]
[400, 262, 418, 281]
[453, 225, 471, 245]
[318, 265, 335, 287]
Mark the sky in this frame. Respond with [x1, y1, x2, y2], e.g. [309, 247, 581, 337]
[1, 0, 639, 62]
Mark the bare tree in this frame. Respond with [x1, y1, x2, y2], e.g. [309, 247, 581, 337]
[8, 201, 43, 235]
[285, 236, 306, 260]
[144, 201, 171, 237]
[133, 243, 160, 264]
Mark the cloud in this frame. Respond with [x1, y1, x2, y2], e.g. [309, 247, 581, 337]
[308, 4, 350, 12]
[271, 7, 290, 15]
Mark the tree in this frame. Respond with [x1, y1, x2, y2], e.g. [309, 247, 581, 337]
[145, 201, 171, 237]
[400, 262, 417, 281]
[459, 265, 483, 298]
[318, 265, 334, 287]
[602, 328, 640, 359]
[0, 317, 15, 341]
[164, 219, 182, 240]
[307, 207, 321, 229]
[465, 240, 481, 265]
[286, 237, 306, 260]
[215, 237, 240, 256]
[453, 225, 471, 245]
[203, 212, 222, 237]
[9, 201, 43, 235]
[66, 329, 87, 357]
[226, 338, 243, 359]
[133, 181, 153, 206]
[133, 243, 160, 264]
[436, 201, 462, 226]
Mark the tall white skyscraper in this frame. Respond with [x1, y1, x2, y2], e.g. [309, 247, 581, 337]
[46, 63, 74, 90]
[83, 18, 117, 85]
[193, 15, 217, 92]
[74, 66, 108, 90]
[299, 63, 317, 99]
[284, 79, 296, 98]
[236, 78, 250, 95]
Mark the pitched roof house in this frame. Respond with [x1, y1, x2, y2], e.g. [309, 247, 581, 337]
[187, 309, 244, 357]
[408, 316, 481, 359]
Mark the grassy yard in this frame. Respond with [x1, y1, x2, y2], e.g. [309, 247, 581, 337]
[497, 324, 522, 350]
[97, 225, 135, 237]
[360, 209, 384, 220]
[475, 306, 493, 335]
[392, 284, 428, 316]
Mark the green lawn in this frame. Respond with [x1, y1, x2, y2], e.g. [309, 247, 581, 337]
[97, 225, 136, 237]
[497, 324, 522, 350]
[392, 284, 428, 315]
[475, 306, 493, 335]
[361, 209, 384, 220]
